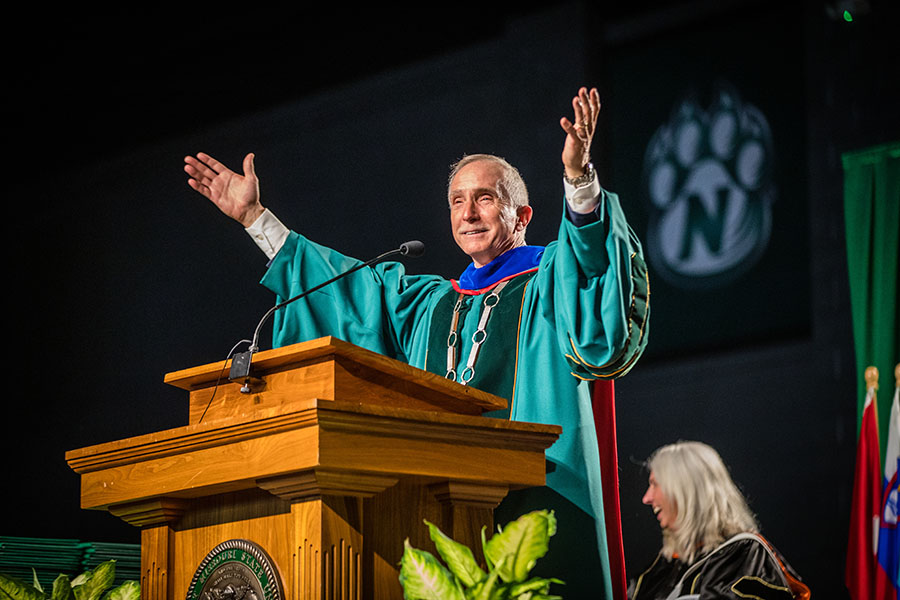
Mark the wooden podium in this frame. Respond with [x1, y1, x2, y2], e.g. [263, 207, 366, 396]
[66, 337, 560, 599]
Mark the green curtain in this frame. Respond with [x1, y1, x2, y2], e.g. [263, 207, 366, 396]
[843, 141, 900, 455]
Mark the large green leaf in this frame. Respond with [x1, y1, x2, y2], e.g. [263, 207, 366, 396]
[467, 557, 505, 600]
[480, 526, 494, 573]
[508, 576, 564, 598]
[100, 581, 139, 600]
[425, 521, 486, 588]
[72, 561, 115, 600]
[0, 572, 46, 600]
[30, 572, 42, 595]
[49, 575, 75, 600]
[399, 539, 466, 600]
[483, 511, 556, 583]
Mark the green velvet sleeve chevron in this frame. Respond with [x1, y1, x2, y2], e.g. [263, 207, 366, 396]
[534, 189, 650, 380]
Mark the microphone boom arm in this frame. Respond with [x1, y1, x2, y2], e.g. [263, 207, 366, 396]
[230, 241, 423, 387]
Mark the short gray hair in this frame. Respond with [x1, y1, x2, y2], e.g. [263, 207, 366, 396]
[647, 441, 759, 564]
[448, 154, 530, 209]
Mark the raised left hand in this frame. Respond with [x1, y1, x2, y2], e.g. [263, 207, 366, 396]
[559, 87, 601, 179]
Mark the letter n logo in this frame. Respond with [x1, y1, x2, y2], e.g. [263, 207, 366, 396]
[642, 82, 775, 289]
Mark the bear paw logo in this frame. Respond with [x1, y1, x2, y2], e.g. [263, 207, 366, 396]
[642, 83, 775, 289]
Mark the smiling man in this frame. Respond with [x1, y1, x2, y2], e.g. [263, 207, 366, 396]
[448, 156, 532, 267]
[185, 87, 650, 598]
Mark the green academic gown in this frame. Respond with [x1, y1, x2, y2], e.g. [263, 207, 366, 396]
[260, 189, 649, 597]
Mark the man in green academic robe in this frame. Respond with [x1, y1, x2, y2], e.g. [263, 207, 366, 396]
[185, 86, 649, 598]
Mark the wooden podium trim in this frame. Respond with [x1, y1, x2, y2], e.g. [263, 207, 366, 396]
[163, 337, 508, 422]
[428, 481, 509, 509]
[66, 400, 557, 474]
[108, 498, 189, 527]
[66, 400, 559, 511]
[66, 403, 320, 474]
[258, 469, 401, 500]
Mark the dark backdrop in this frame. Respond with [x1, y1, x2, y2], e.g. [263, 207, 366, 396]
[7, 1, 899, 597]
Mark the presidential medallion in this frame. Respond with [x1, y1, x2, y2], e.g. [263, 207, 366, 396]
[186, 539, 284, 600]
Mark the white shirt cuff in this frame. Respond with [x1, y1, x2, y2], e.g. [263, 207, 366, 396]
[563, 175, 602, 214]
[245, 209, 290, 260]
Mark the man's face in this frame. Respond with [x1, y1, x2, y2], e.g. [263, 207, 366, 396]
[448, 161, 531, 268]
[642, 470, 677, 531]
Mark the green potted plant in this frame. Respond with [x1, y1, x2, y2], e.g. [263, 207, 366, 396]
[399, 509, 563, 599]
[0, 559, 139, 600]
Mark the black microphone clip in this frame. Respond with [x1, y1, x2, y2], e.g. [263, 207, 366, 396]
[229, 349, 255, 384]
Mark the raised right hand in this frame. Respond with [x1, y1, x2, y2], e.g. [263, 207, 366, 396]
[184, 152, 264, 228]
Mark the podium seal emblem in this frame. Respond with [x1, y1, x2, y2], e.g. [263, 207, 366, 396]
[186, 539, 284, 600]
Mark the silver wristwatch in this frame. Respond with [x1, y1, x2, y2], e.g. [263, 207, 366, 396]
[564, 162, 595, 188]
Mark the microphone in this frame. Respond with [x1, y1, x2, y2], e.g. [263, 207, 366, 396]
[229, 240, 425, 391]
[400, 240, 425, 257]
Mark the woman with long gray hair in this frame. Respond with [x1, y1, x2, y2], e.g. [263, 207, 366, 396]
[628, 441, 809, 599]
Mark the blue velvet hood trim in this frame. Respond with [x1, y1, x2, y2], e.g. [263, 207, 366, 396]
[456, 245, 545, 291]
